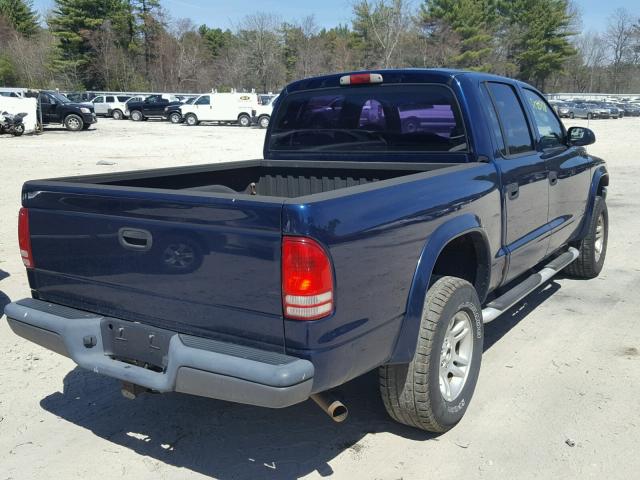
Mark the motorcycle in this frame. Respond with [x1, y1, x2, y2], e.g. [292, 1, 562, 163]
[0, 111, 27, 136]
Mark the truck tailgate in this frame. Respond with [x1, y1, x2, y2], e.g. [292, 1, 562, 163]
[23, 182, 285, 348]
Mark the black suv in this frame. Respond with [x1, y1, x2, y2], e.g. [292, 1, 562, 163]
[39, 91, 97, 131]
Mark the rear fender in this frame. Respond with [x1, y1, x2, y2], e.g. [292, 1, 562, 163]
[387, 214, 489, 364]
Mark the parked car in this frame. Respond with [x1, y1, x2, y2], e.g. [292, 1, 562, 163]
[620, 103, 640, 116]
[556, 102, 575, 118]
[5, 69, 609, 433]
[38, 90, 97, 131]
[253, 94, 279, 128]
[84, 94, 132, 117]
[126, 94, 181, 121]
[569, 102, 606, 119]
[597, 102, 620, 119]
[165, 97, 196, 123]
[180, 92, 257, 126]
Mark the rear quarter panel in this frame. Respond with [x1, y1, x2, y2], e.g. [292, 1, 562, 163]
[282, 163, 501, 392]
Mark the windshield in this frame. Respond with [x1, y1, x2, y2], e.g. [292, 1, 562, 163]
[269, 84, 466, 153]
[49, 92, 70, 104]
[186, 97, 196, 104]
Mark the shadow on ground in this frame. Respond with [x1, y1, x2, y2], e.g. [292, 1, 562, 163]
[39, 280, 564, 479]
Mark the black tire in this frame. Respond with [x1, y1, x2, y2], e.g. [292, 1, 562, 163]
[13, 123, 25, 136]
[112, 109, 123, 120]
[566, 196, 608, 279]
[64, 114, 83, 131]
[379, 276, 483, 432]
[130, 110, 143, 121]
[258, 115, 270, 129]
[169, 112, 182, 124]
[238, 114, 251, 127]
[185, 114, 199, 126]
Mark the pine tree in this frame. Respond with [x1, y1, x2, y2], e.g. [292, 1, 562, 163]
[499, 0, 576, 89]
[421, 0, 498, 71]
[49, 0, 132, 85]
[0, 0, 39, 36]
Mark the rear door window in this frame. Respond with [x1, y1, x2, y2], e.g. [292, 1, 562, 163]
[487, 83, 534, 155]
[270, 84, 466, 153]
[105, 96, 115, 103]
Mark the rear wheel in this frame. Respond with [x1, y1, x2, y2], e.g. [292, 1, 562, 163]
[112, 109, 123, 120]
[566, 196, 608, 279]
[64, 114, 83, 131]
[13, 123, 25, 136]
[185, 114, 199, 126]
[379, 276, 483, 432]
[238, 114, 251, 127]
[130, 110, 143, 121]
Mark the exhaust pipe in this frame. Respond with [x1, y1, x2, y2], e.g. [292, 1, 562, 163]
[310, 393, 348, 422]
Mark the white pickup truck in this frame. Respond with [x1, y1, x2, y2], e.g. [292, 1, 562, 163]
[180, 93, 257, 127]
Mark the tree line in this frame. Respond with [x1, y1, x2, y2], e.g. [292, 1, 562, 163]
[0, 0, 639, 94]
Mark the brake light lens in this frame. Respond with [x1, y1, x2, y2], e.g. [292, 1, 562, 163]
[339, 73, 383, 86]
[18, 207, 34, 268]
[282, 237, 334, 320]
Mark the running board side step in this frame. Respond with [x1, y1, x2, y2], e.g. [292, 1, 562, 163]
[482, 247, 579, 324]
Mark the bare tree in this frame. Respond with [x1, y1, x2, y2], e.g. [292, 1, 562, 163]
[604, 8, 635, 92]
[293, 16, 327, 79]
[353, 0, 413, 68]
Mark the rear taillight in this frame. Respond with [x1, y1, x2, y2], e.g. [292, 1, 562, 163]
[282, 237, 334, 320]
[18, 207, 34, 268]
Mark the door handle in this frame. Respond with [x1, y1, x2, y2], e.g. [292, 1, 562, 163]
[505, 183, 519, 200]
[118, 228, 153, 251]
[549, 171, 558, 186]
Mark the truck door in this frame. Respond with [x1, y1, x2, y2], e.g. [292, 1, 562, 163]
[521, 88, 592, 255]
[38, 93, 57, 124]
[483, 82, 550, 283]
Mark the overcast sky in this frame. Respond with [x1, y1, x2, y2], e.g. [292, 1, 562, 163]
[31, 0, 639, 33]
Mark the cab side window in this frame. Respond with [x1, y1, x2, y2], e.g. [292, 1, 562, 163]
[487, 82, 534, 156]
[522, 89, 565, 150]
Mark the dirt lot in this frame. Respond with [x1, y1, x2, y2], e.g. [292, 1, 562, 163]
[1, 118, 639, 480]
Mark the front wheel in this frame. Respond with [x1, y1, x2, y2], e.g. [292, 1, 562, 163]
[379, 276, 483, 432]
[185, 114, 199, 126]
[64, 114, 83, 131]
[258, 115, 270, 129]
[130, 110, 143, 121]
[238, 114, 251, 127]
[566, 196, 608, 279]
[169, 112, 182, 124]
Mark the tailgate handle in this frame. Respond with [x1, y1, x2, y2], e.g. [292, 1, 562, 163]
[119, 228, 153, 251]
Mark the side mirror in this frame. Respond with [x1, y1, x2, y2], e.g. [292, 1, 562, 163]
[568, 126, 595, 147]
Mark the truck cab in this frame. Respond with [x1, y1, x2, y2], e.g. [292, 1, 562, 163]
[126, 94, 181, 121]
[38, 90, 97, 131]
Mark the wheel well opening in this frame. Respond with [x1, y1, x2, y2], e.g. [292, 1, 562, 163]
[430, 233, 490, 301]
[598, 175, 609, 196]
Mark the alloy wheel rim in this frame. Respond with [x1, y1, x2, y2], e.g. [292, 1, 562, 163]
[68, 117, 80, 129]
[439, 310, 474, 402]
[594, 213, 605, 262]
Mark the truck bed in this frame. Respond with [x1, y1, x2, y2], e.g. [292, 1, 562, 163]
[22, 158, 471, 356]
[54, 159, 457, 198]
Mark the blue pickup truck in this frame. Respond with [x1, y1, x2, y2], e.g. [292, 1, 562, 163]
[4, 69, 609, 432]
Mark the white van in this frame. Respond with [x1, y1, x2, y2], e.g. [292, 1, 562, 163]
[180, 93, 257, 127]
[254, 94, 279, 128]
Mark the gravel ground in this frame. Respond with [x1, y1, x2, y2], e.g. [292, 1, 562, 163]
[0, 117, 638, 480]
